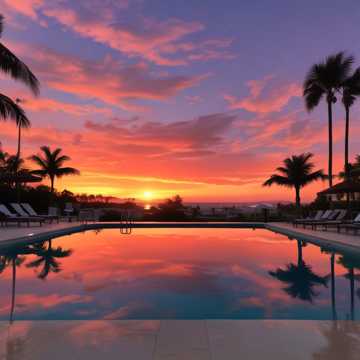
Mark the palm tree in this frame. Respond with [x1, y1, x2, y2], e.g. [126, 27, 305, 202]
[0, 245, 34, 323]
[303, 52, 354, 187]
[27, 239, 72, 279]
[0, 14, 39, 123]
[341, 70, 360, 179]
[269, 239, 328, 302]
[263, 153, 325, 207]
[337, 255, 360, 320]
[30, 146, 79, 194]
[15, 98, 30, 160]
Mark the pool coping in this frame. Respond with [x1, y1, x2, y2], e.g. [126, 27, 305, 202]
[1, 221, 360, 256]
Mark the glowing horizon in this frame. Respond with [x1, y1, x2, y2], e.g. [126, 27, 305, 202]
[1, 0, 360, 203]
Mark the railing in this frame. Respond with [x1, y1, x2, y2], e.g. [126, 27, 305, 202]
[120, 210, 133, 234]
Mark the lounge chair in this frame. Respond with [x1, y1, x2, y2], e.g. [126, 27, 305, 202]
[64, 202, 76, 222]
[294, 210, 334, 228]
[337, 213, 360, 234]
[304, 210, 341, 230]
[0, 204, 44, 227]
[21, 203, 59, 223]
[293, 210, 324, 227]
[311, 209, 348, 230]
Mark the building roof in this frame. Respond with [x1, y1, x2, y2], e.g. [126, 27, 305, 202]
[318, 180, 360, 195]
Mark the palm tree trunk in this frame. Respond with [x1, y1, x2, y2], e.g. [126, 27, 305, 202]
[330, 253, 337, 320]
[295, 186, 301, 208]
[345, 106, 350, 179]
[17, 125, 21, 160]
[50, 176, 55, 206]
[297, 240, 303, 266]
[349, 267, 355, 320]
[16, 125, 21, 203]
[10, 259, 16, 324]
[50, 176, 54, 194]
[327, 99, 333, 187]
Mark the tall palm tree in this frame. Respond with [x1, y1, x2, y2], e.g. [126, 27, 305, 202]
[263, 153, 325, 207]
[341, 69, 360, 179]
[303, 52, 354, 187]
[30, 146, 79, 194]
[0, 14, 39, 123]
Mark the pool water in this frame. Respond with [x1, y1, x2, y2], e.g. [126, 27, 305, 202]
[0, 228, 359, 321]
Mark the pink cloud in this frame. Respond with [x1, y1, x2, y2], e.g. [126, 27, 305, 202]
[225, 76, 302, 113]
[2, 0, 44, 20]
[3, 0, 233, 66]
[10, 42, 206, 110]
[84, 112, 236, 150]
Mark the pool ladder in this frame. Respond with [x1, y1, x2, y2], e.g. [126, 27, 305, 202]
[120, 210, 133, 234]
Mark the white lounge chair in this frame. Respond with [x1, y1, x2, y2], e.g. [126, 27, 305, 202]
[0, 204, 43, 227]
[21, 203, 59, 223]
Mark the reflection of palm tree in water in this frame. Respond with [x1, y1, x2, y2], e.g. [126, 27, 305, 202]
[0, 239, 72, 323]
[337, 255, 360, 320]
[0, 246, 33, 323]
[27, 239, 72, 279]
[269, 239, 328, 302]
[330, 253, 337, 320]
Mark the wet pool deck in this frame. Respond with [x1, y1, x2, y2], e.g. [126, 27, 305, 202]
[1, 221, 360, 359]
[1, 319, 359, 359]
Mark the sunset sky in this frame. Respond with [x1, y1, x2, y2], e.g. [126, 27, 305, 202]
[1, 0, 360, 202]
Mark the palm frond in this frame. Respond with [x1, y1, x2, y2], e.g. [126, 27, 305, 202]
[56, 167, 80, 177]
[303, 51, 355, 110]
[263, 174, 292, 187]
[303, 83, 324, 111]
[0, 93, 29, 124]
[0, 15, 4, 38]
[29, 154, 47, 170]
[0, 42, 39, 95]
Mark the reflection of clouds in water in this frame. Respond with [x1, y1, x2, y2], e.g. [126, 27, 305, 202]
[103, 301, 152, 320]
[68, 320, 159, 347]
[0, 228, 359, 320]
[0, 294, 93, 316]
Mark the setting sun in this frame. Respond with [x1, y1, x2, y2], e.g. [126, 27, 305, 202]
[143, 191, 154, 200]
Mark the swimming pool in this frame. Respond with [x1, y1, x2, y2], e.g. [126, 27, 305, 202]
[0, 228, 359, 321]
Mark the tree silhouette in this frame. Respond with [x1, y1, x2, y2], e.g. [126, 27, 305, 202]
[30, 146, 79, 194]
[27, 239, 72, 279]
[341, 69, 360, 178]
[337, 254, 360, 320]
[0, 245, 34, 323]
[263, 153, 325, 207]
[0, 14, 39, 124]
[269, 240, 328, 302]
[304, 52, 354, 186]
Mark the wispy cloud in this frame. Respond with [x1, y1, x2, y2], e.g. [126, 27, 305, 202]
[225, 75, 302, 113]
[10, 42, 207, 111]
[2, 0, 234, 66]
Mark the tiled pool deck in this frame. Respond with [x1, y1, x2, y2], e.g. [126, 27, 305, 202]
[1, 320, 359, 359]
[1, 221, 360, 359]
